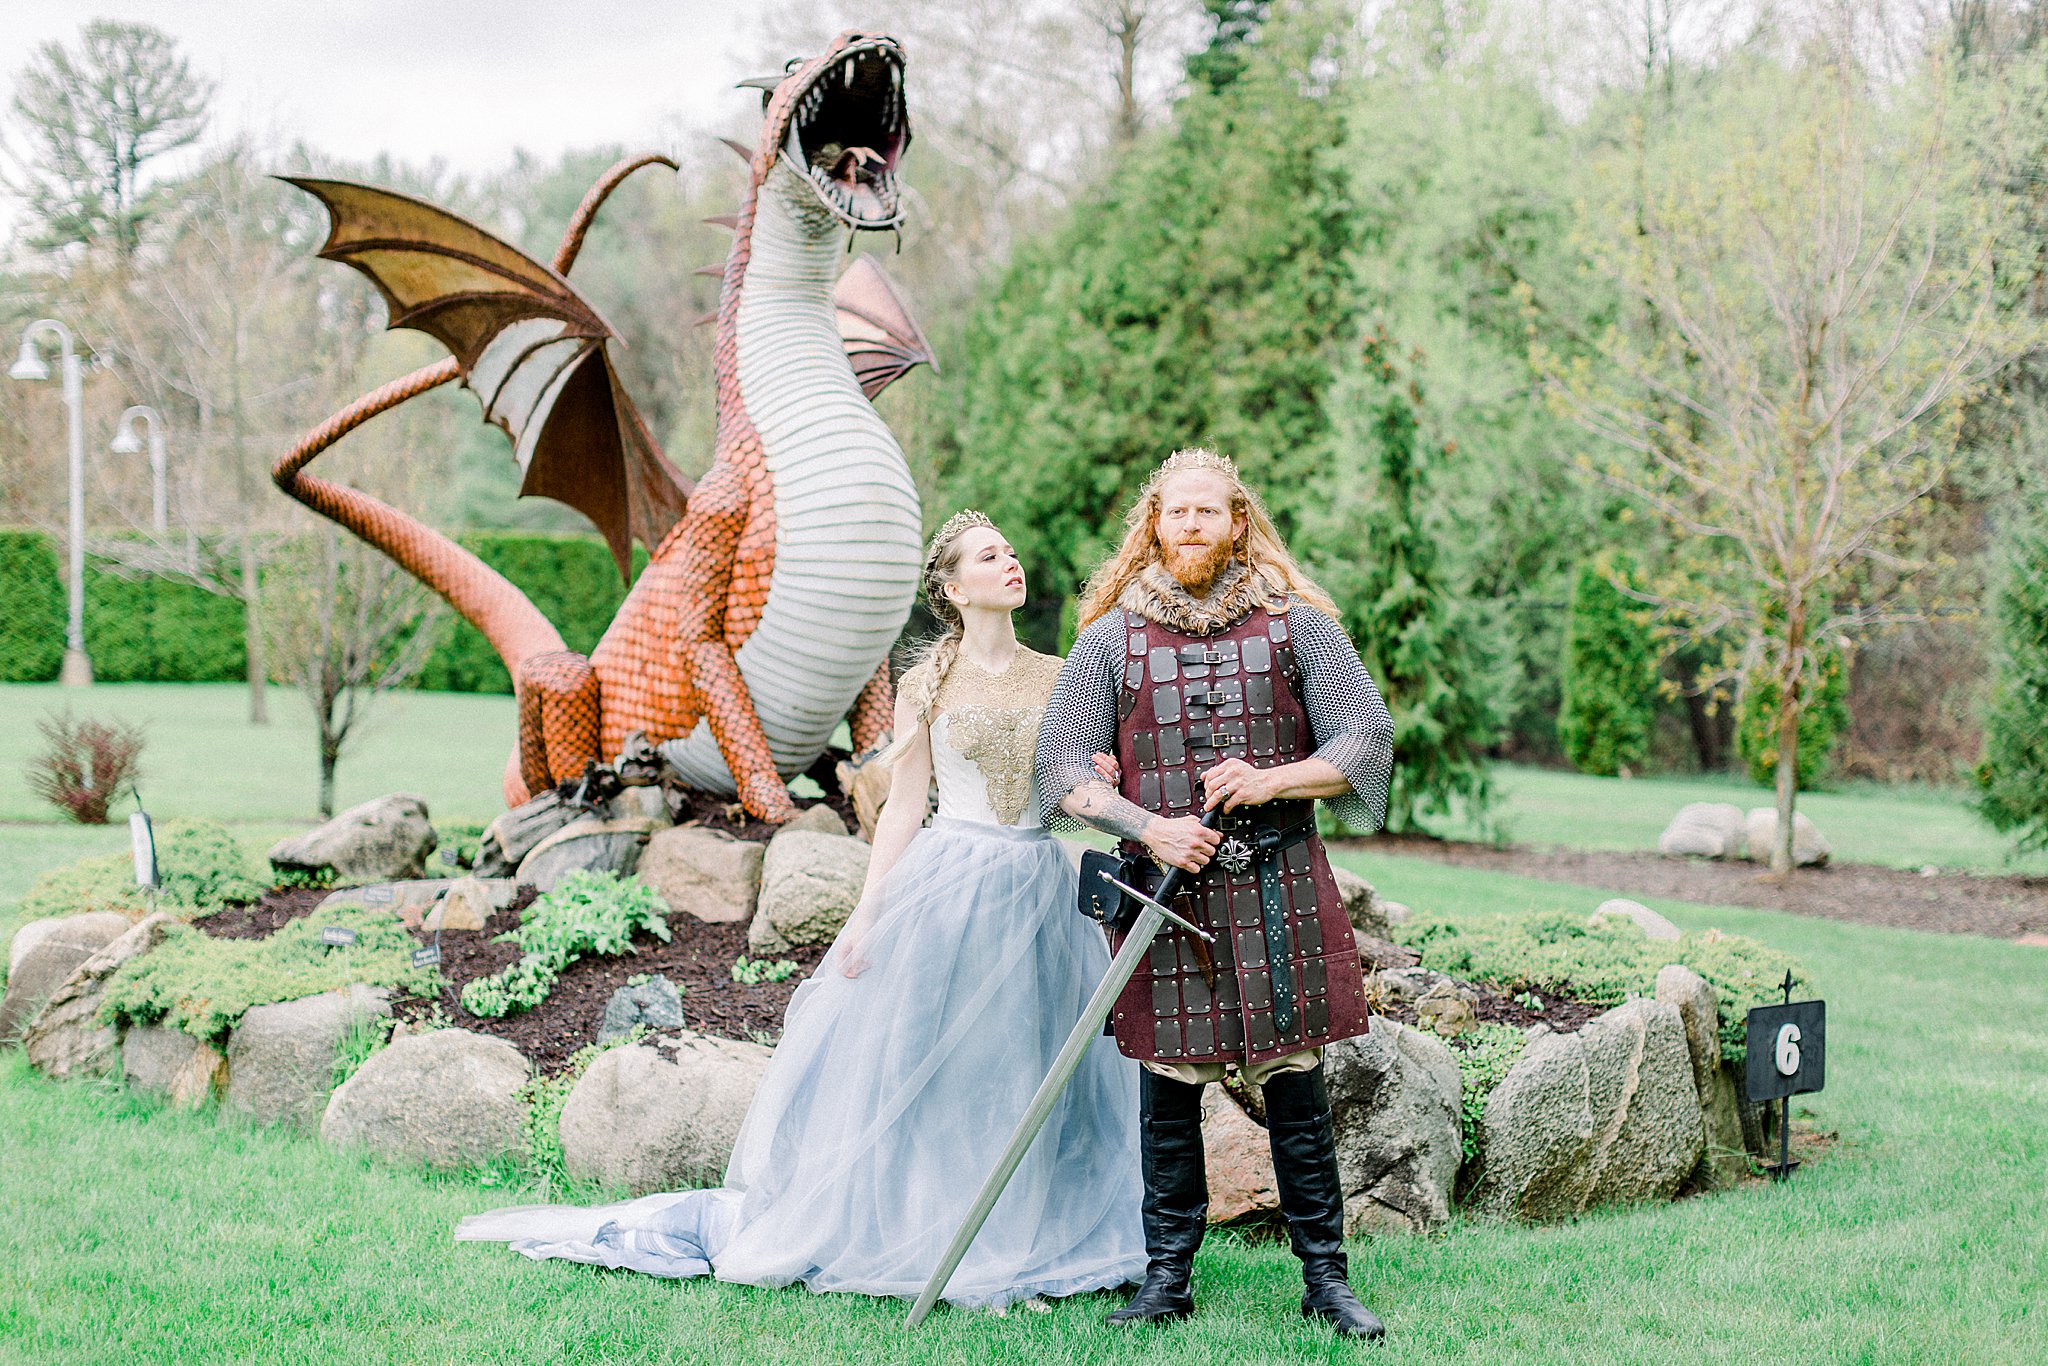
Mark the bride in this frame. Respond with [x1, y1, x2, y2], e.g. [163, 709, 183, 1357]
[457, 511, 1146, 1309]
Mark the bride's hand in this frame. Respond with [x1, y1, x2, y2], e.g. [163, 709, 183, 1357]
[840, 941, 872, 978]
[1091, 752, 1121, 784]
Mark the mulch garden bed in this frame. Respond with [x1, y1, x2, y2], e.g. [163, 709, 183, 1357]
[1339, 832, 2048, 940]
[197, 881, 829, 1073]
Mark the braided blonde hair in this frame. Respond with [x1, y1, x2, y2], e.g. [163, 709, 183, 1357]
[884, 510, 998, 758]
[1077, 448, 1335, 628]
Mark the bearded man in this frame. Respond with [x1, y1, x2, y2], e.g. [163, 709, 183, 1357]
[1034, 448, 1395, 1339]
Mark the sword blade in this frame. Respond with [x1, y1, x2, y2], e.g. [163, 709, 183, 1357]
[1096, 870, 1215, 943]
[905, 899, 1168, 1327]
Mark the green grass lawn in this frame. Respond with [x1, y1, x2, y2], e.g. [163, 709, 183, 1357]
[1422, 763, 2048, 877]
[0, 682, 514, 829]
[3, 688, 2043, 1361]
[2, 843, 2042, 1362]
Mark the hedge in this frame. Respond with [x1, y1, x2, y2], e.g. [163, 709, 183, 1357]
[414, 533, 646, 694]
[0, 530, 66, 681]
[0, 529, 638, 691]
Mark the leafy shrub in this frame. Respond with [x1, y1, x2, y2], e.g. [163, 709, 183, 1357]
[730, 955, 799, 985]
[1446, 1023, 1527, 1163]
[517, 1027, 649, 1195]
[1557, 556, 1658, 777]
[26, 710, 146, 823]
[1976, 505, 2048, 852]
[18, 818, 266, 920]
[432, 821, 489, 873]
[0, 530, 64, 681]
[460, 871, 670, 1019]
[100, 906, 442, 1043]
[1394, 908, 1805, 1063]
[1735, 647, 1849, 788]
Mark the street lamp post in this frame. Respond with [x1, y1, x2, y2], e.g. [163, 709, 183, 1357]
[110, 405, 169, 534]
[11, 318, 91, 686]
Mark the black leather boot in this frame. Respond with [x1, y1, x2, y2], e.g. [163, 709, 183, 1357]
[1106, 1071, 1208, 1326]
[1263, 1064, 1386, 1341]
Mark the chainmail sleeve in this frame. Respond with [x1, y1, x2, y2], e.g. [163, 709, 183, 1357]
[1288, 604, 1395, 833]
[1034, 611, 1128, 830]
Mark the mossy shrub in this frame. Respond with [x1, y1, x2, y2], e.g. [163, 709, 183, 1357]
[100, 905, 442, 1043]
[17, 818, 267, 920]
[1394, 908, 1805, 1063]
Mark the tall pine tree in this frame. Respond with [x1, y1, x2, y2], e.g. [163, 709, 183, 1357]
[1311, 331, 1504, 833]
[1557, 556, 1658, 776]
[937, 0, 1354, 607]
[1976, 505, 2048, 851]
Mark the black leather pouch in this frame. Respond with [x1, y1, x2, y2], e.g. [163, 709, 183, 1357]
[1078, 848, 1142, 934]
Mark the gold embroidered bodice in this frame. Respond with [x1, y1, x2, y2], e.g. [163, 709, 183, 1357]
[905, 647, 1063, 827]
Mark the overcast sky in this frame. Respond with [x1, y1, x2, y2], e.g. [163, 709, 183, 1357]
[2, 1, 771, 201]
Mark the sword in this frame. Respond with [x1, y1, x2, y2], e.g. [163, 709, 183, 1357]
[906, 808, 1224, 1328]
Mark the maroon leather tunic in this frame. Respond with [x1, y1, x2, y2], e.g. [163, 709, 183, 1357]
[1107, 602, 1368, 1066]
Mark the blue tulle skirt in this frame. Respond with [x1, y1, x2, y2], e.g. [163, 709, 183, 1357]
[456, 818, 1146, 1308]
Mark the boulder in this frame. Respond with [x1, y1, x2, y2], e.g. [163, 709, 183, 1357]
[1414, 981, 1479, 1038]
[598, 975, 687, 1044]
[269, 794, 438, 884]
[1332, 866, 1390, 938]
[559, 1031, 773, 1193]
[475, 791, 581, 877]
[1202, 1087, 1280, 1224]
[637, 827, 764, 925]
[224, 985, 393, 1130]
[317, 879, 453, 922]
[610, 785, 675, 827]
[422, 877, 516, 933]
[835, 748, 893, 841]
[1326, 1018, 1463, 1235]
[320, 1028, 528, 1170]
[1465, 998, 1704, 1221]
[122, 1025, 226, 1109]
[1591, 898, 1682, 943]
[22, 914, 176, 1080]
[784, 803, 850, 837]
[749, 830, 870, 954]
[1376, 966, 1449, 1003]
[1, 912, 131, 1041]
[1380, 901, 1413, 927]
[1742, 808, 1831, 867]
[516, 815, 656, 892]
[1655, 965, 1749, 1186]
[1658, 802, 1747, 859]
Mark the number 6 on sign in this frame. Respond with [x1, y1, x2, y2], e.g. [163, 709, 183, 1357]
[1774, 1022, 1802, 1077]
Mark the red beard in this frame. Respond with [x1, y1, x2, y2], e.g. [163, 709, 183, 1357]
[1164, 536, 1232, 596]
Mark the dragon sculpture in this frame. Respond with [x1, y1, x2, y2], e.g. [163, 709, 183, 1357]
[273, 31, 929, 822]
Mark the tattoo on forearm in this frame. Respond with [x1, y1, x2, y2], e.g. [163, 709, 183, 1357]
[1064, 780, 1154, 843]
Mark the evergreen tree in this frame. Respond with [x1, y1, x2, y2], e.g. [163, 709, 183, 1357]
[1311, 331, 1504, 833]
[938, 1, 1353, 605]
[1976, 506, 2048, 851]
[1557, 556, 1658, 776]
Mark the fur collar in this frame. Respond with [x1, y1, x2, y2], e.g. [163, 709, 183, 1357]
[1117, 559, 1287, 636]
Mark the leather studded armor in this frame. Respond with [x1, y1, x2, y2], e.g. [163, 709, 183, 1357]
[1107, 603, 1369, 1066]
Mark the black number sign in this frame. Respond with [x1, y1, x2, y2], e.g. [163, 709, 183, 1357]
[1745, 999, 1826, 1103]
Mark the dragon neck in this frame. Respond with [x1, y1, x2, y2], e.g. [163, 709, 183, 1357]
[715, 164, 849, 448]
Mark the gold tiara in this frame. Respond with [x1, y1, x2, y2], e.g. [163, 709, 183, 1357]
[924, 508, 995, 568]
[1159, 447, 1238, 480]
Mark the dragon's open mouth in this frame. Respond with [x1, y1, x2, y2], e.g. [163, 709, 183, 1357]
[781, 40, 909, 228]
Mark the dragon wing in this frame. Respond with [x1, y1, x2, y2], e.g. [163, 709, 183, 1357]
[833, 256, 935, 399]
[283, 176, 690, 580]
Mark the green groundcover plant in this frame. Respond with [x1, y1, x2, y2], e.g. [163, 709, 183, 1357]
[460, 870, 670, 1019]
[100, 905, 443, 1043]
[17, 818, 267, 920]
[1394, 908, 1805, 1063]
[1446, 1023, 1528, 1163]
